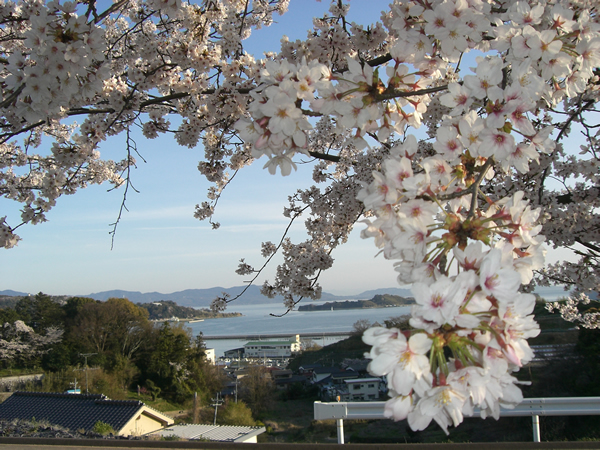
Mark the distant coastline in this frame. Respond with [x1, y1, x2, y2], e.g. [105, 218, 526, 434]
[298, 294, 415, 312]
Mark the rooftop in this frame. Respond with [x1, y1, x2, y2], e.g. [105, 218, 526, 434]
[0, 391, 172, 435]
[153, 424, 266, 442]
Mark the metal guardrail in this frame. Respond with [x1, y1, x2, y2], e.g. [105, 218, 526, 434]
[314, 397, 600, 444]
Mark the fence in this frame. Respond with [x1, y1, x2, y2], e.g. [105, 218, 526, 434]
[314, 397, 600, 444]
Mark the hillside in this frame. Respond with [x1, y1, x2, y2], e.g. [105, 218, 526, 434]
[138, 300, 242, 320]
[0, 287, 413, 308]
[298, 294, 415, 311]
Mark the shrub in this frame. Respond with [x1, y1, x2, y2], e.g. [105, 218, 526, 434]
[92, 420, 114, 435]
[218, 401, 256, 427]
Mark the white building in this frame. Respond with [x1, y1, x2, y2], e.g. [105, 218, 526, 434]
[204, 348, 215, 364]
[344, 377, 381, 401]
[244, 335, 301, 358]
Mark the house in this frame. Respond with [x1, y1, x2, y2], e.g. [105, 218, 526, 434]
[223, 347, 245, 359]
[0, 392, 173, 436]
[311, 367, 358, 384]
[341, 358, 370, 375]
[271, 369, 293, 380]
[269, 369, 307, 389]
[153, 424, 266, 443]
[244, 335, 301, 359]
[344, 377, 381, 401]
[298, 363, 322, 376]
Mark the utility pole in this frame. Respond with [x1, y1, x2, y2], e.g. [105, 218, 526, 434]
[80, 353, 97, 394]
[210, 392, 224, 425]
[193, 392, 199, 424]
[234, 375, 238, 403]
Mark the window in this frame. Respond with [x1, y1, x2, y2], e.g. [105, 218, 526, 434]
[353, 384, 361, 390]
[367, 384, 375, 388]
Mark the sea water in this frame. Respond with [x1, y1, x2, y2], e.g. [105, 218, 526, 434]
[187, 302, 411, 357]
[186, 286, 571, 357]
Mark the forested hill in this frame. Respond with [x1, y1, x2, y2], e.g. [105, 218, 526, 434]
[137, 300, 241, 320]
[297, 294, 415, 312]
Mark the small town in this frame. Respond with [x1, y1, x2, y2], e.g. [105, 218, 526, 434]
[0, 291, 598, 446]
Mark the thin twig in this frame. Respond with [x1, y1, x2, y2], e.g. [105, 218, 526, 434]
[108, 127, 140, 249]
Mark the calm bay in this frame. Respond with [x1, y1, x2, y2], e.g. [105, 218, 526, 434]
[187, 302, 411, 358]
[185, 286, 570, 357]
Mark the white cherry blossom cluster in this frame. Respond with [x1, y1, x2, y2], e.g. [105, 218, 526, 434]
[5, 1, 107, 123]
[235, 59, 329, 175]
[361, 191, 544, 432]
[546, 292, 600, 329]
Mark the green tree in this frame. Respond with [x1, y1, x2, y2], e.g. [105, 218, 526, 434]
[185, 334, 225, 403]
[62, 297, 95, 326]
[71, 300, 112, 356]
[139, 325, 224, 404]
[105, 298, 151, 360]
[145, 379, 162, 401]
[41, 342, 73, 372]
[218, 400, 256, 426]
[15, 293, 65, 332]
[144, 322, 190, 402]
[0, 307, 19, 325]
[70, 297, 151, 362]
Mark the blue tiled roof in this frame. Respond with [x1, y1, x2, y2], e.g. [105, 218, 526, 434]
[0, 392, 144, 433]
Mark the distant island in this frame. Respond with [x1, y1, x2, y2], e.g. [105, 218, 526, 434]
[138, 300, 242, 321]
[298, 294, 415, 312]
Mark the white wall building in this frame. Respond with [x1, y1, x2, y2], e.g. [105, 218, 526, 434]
[344, 378, 381, 401]
[204, 348, 215, 364]
[244, 335, 301, 358]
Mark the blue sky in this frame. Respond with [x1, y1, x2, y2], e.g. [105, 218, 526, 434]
[0, 0, 401, 297]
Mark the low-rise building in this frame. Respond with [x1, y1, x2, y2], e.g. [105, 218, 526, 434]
[0, 392, 173, 436]
[344, 377, 381, 401]
[204, 348, 215, 364]
[312, 367, 358, 385]
[244, 335, 301, 359]
[223, 347, 245, 359]
[298, 363, 322, 376]
[153, 424, 266, 443]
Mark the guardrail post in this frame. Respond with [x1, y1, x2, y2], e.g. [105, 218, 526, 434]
[532, 415, 540, 442]
[337, 419, 344, 444]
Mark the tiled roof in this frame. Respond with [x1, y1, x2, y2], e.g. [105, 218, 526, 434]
[312, 366, 347, 375]
[0, 391, 145, 433]
[155, 424, 266, 442]
[273, 375, 308, 385]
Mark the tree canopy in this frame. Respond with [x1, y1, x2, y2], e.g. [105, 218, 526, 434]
[1, 0, 599, 434]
